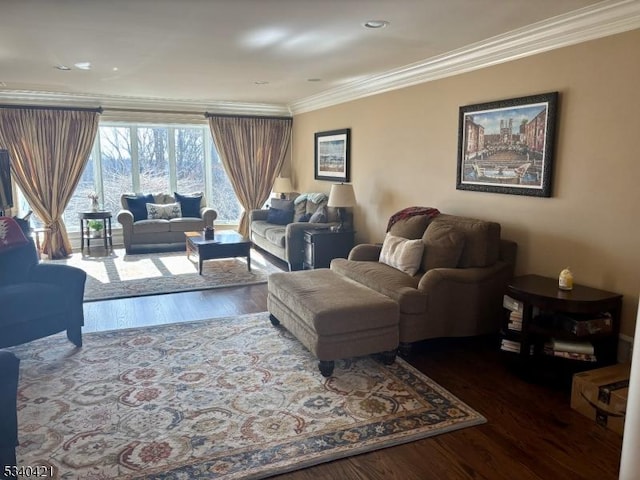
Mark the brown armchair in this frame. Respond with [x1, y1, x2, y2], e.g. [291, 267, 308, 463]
[330, 211, 517, 355]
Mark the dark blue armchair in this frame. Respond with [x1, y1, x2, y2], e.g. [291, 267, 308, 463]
[0, 217, 86, 348]
[0, 351, 19, 476]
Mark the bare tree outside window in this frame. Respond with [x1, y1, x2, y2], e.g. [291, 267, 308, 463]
[51, 123, 242, 232]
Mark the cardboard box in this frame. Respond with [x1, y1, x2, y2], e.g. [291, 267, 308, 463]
[571, 363, 630, 435]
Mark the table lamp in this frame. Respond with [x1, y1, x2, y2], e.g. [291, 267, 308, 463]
[327, 183, 356, 231]
[273, 177, 293, 199]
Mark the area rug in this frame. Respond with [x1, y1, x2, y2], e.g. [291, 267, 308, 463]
[45, 248, 281, 302]
[10, 312, 486, 479]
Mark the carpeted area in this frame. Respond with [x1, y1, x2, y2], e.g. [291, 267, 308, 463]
[10, 312, 486, 479]
[45, 248, 282, 302]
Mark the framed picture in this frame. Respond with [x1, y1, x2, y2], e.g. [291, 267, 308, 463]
[314, 128, 350, 182]
[456, 92, 558, 197]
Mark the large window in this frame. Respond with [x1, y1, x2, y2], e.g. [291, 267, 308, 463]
[54, 122, 241, 230]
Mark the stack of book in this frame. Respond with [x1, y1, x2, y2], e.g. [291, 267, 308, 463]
[543, 338, 597, 362]
[503, 295, 523, 331]
[500, 338, 534, 355]
[557, 312, 613, 336]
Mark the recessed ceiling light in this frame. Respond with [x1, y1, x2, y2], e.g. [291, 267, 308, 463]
[254, 80, 269, 85]
[364, 20, 389, 29]
[55, 65, 71, 71]
[74, 62, 91, 70]
[112, 67, 119, 72]
[307, 78, 322, 82]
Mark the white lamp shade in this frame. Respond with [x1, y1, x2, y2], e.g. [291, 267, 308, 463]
[327, 183, 356, 208]
[273, 176, 293, 193]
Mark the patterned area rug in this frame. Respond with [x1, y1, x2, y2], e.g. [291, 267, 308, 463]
[10, 313, 486, 479]
[45, 248, 281, 302]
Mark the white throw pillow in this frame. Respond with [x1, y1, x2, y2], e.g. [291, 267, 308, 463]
[379, 233, 425, 276]
[146, 202, 182, 220]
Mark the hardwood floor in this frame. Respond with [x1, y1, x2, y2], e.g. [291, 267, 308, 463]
[82, 272, 623, 479]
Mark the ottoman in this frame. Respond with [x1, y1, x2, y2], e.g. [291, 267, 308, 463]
[267, 269, 399, 376]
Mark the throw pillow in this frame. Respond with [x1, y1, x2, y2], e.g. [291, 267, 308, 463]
[421, 223, 465, 271]
[270, 198, 294, 211]
[308, 205, 327, 223]
[0, 217, 29, 253]
[266, 207, 294, 225]
[146, 202, 182, 220]
[174, 192, 203, 218]
[298, 212, 312, 222]
[125, 194, 155, 222]
[379, 233, 425, 276]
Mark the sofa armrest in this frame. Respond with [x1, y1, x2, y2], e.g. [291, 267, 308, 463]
[117, 210, 134, 251]
[29, 263, 86, 293]
[250, 209, 269, 222]
[117, 209, 134, 226]
[284, 222, 319, 270]
[417, 262, 509, 291]
[28, 263, 86, 326]
[201, 207, 217, 227]
[349, 244, 382, 261]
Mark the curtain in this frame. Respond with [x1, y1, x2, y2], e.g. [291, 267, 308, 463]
[207, 115, 292, 237]
[0, 107, 101, 258]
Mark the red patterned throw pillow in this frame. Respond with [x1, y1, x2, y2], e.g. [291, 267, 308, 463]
[0, 216, 29, 252]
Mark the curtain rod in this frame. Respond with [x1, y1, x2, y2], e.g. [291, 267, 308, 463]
[104, 107, 204, 115]
[204, 112, 292, 121]
[0, 104, 103, 113]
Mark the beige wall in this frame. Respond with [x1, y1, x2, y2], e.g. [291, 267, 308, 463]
[290, 29, 640, 336]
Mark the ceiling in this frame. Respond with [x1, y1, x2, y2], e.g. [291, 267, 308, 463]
[0, 0, 638, 115]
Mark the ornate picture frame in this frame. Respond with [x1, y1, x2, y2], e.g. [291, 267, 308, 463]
[456, 92, 558, 197]
[314, 128, 350, 182]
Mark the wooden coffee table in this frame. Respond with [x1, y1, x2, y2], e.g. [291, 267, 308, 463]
[185, 231, 251, 275]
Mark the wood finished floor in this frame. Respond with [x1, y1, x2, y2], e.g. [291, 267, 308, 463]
[81, 256, 623, 480]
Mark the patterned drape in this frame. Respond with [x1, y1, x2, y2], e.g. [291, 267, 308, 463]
[0, 107, 101, 258]
[207, 115, 292, 237]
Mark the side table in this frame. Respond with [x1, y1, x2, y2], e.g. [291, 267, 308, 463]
[503, 274, 622, 384]
[303, 228, 355, 270]
[80, 211, 113, 252]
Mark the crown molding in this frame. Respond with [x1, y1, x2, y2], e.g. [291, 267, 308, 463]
[289, 0, 640, 114]
[0, 1, 637, 118]
[0, 89, 292, 118]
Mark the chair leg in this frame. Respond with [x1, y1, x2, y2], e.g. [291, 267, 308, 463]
[67, 327, 83, 347]
[318, 360, 334, 377]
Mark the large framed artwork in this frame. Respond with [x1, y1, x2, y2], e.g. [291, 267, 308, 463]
[456, 92, 558, 197]
[314, 128, 350, 182]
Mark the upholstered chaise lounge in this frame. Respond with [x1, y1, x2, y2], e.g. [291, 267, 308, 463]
[330, 209, 518, 355]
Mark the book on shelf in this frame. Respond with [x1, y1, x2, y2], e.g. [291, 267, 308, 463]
[503, 295, 523, 313]
[556, 312, 613, 336]
[543, 343, 597, 362]
[549, 338, 594, 354]
[500, 338, 533, 355]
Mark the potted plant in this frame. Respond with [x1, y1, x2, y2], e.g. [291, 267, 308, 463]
[88, 220, 104, 238]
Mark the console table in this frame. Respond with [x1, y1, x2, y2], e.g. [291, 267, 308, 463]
[80, 211, 113, 252]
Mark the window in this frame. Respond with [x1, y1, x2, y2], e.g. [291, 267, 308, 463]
[45, 122, 241, 231]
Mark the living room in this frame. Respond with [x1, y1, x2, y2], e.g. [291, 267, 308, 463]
[1, 1, 640, 478]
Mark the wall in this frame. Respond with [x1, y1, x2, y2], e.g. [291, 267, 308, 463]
[290, 29, 640, 337]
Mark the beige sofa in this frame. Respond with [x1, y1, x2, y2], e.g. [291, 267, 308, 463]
[249, 193, 347, 270]
[117, 193, 217, 253]
[330, 212, 517, 355]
